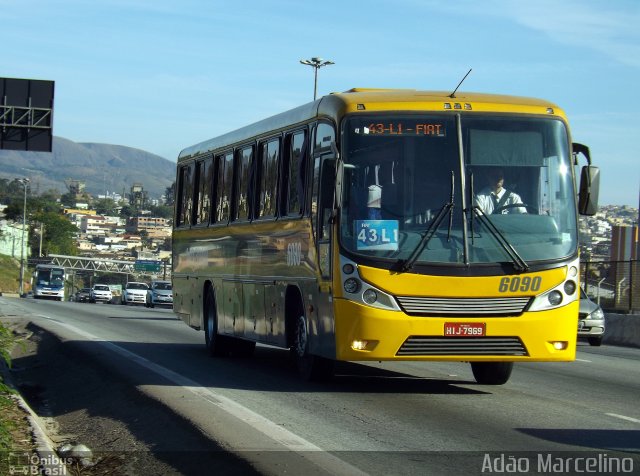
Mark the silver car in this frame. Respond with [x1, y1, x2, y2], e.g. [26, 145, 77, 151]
[146, 280, 173, 308]
[90, 284, 113, 304]
[578, 288, 605, 346]
[122, 281, 149, 305]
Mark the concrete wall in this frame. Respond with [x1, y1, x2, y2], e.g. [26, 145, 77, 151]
[603, 313, 640, 348]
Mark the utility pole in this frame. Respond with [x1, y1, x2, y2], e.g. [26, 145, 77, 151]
[18, 178, 30, 296]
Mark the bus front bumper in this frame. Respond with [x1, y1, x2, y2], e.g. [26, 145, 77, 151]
[333, 298, 578, 362]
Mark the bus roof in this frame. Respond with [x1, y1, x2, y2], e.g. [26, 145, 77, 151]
[178, 88, 564, 161]
[35, 263, 63, 269]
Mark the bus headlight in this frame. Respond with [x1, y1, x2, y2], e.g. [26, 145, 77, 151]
[528, 258, 581, 312]
[548, 291, 563, 306]
[339, 256, 401, 312]
[362, 289, 378, 304]
[344, 278, 361, 294]
[563, 280, 577, 296]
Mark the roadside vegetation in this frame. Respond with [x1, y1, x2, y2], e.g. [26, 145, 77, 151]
[0, 257, 34, 473]
[0, 255, 20, 294]
[0, 322, 34, 474]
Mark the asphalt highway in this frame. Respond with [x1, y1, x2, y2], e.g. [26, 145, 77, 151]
[2, 296, 639, 475]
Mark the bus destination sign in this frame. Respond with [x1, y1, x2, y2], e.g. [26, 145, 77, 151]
[355, 123, 446, 137]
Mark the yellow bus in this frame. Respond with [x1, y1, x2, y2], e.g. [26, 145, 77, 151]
[172, 88, 599, 384]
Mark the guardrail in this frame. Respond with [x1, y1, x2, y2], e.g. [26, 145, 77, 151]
[582, 260, 639, 313]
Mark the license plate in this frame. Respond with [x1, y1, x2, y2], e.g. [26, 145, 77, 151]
[444, 322, 486, 337]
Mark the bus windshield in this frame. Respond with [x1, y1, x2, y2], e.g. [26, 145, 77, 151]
[340, 114, 577, 266]
[36, 268, 64, 286]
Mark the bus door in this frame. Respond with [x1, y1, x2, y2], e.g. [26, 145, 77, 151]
[309, 122, 337, 356]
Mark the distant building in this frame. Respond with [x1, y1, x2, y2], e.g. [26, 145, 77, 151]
[79, 215, 123, 236]
[0, 220, 29, 260]
[165, 183, 175, 206]
[610, 225, 639, 261]
[129, 183, 148, 209]
[127, 216, 171, 237]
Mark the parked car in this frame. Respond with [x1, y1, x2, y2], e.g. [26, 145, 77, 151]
[578, 288, 605, 346]
[75, 287, 92, 303]
[122, 282, 149, 305]
[146, 280, 173, 308]
[90, 284, 113, 304]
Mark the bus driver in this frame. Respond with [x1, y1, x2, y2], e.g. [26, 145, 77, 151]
[475, 167, 527, 215]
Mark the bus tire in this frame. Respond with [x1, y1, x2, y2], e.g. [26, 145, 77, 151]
[291, 314, 334, 381]
[228, 338, 256, 357]
[204, 289, 229, 357]
[470, 362, 513, 385]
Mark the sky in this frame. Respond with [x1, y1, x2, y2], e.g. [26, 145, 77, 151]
[0, 0, 638, 207]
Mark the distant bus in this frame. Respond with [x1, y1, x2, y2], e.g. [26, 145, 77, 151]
[172, 88, 599, 384]
[33, 263, 66, 301]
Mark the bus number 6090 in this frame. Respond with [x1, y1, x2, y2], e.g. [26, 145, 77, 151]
[498, 276, 542, 293]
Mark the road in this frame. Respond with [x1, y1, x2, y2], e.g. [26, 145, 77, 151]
[2, 296, 639, 475]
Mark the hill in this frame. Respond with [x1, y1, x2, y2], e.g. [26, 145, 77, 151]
[0, 137, 175, 200]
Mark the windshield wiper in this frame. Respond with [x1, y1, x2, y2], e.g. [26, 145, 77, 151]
[399, 171, 455, 272]
[470, 206, 529, 272]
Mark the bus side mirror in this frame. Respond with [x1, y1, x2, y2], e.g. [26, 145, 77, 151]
[578, 165, 600, 216]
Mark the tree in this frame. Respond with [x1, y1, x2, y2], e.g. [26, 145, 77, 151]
[59, 192, 77, 207]
[30, 211, 79, 256]
[148, 204, 173, 219]
[119, 205, 134, 219]
[93, 198, 118, 216]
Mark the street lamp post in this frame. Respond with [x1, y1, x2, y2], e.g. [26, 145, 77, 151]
[299, 57, 334, 100]
[18, 178, 30, 296]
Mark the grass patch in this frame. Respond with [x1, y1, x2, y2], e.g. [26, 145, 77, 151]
[0, 255, 20, 294]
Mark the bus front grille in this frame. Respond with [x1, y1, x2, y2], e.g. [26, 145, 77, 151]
[396, 296, 531, 316]
[396, 336, 528, 356]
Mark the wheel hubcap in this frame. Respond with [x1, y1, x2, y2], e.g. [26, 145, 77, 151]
[295, 316, 307, 357]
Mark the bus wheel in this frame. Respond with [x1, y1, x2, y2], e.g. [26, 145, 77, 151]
[228, 338, 256, 357]
[292, 315, 334, 381]
[470, 362, 513, 385]
[204, 291, 229, 357]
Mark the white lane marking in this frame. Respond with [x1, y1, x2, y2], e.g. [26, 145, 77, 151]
[606, 413, 640, 424]
[575, 358, 592, 362]
[35, 314, 369, 476]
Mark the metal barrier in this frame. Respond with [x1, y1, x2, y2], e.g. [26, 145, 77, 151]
[581, 260, 639, 313]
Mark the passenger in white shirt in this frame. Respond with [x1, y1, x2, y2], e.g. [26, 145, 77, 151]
[475, 168, 527, 215]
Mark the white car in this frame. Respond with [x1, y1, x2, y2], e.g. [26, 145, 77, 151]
[121, 282, 149, 305]
[90, 284, 113, 304]
[578, 288, 605, 346]
[146, 280, 173, 308]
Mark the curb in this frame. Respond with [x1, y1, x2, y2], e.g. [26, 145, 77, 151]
[10, 393, 68, 475]
[0, 349, 67, 474]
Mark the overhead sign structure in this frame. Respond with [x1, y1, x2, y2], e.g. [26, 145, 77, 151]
[134, 259, 163, 273]
[0, 77, 54, 152]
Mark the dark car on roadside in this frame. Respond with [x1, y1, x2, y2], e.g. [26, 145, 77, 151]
[75, 287, 92, 303]
[578, 288, 605, 346]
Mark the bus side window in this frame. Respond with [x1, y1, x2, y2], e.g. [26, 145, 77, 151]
[257, 138, 279, 219]
[215, 152, 233, 224]
[234, 146, 253, 221]
[176, 163, 194, 228]
[281, 130, 307, 217]
[194, 155, 213, 225]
